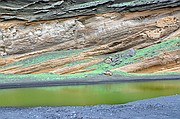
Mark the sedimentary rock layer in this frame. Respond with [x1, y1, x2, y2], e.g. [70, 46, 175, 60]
[113, 49, 180, 73]
[0, 1, 180, 75]
[0, 0, 179, 21]
[0, 7, 179, 55]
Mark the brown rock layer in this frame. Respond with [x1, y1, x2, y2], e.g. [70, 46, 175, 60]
[0, 7, 180, 75]
[114, 49, 180, 73]
[0, 7, 179, 56]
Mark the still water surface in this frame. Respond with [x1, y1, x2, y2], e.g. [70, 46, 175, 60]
[0, 80, 180, 106]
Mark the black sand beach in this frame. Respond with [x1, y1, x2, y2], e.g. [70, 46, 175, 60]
[0, 95, 179, 119]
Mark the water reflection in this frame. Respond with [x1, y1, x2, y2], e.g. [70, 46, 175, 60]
[0, 80, 180, 106]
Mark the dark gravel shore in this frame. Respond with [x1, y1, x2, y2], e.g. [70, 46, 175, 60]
[0, 95, 179, 119]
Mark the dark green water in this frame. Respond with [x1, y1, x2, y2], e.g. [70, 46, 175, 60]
[0, 80, 180, 106]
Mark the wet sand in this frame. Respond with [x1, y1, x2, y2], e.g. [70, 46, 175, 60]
[0, 95, 179, 119]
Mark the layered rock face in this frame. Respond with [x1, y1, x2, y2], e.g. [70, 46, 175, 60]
[0, 0, 179, 75]
[0, 0, 179, 21]
[0, 7, 179, 55]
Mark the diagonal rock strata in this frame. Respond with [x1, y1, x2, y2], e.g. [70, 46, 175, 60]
[113, 49, 180, 73]
[0, 1, 180, 76]
[0, 0, 179, 21]
[0, 7, 179, 56]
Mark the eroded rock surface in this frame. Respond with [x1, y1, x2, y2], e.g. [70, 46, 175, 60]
[0, 0, 179, 21]
[0, 7, 179, 56]
[114, 49, 180, 73]
[0, 1, 180, 75]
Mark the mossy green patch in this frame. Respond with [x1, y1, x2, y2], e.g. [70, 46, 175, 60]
[112, 70, 180, 77]
[3, 48, 88, 68]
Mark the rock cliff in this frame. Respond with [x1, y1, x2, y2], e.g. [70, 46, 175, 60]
[0, 0, 179, 78]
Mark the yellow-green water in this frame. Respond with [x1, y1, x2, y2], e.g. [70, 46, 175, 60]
[0, 80, 180, 106]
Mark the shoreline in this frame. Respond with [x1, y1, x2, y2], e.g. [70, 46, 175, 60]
[0, 95, 179, 119]
[0, 74, 180, 89]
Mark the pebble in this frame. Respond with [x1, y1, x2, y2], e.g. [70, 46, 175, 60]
[104, 58, 112, 64]
[104, 48, 135, 66]
[111, 63, 116, 66]
[115, 61, 121, 65]
[115, 54, 120, 59]
[126, 48, 136, 57]
[111, 58, 119, 62]
[0, 52, 7, 56]
[103, 70, 113, 76]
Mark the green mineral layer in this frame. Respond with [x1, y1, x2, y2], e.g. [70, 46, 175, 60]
[0, 38, 179, 86]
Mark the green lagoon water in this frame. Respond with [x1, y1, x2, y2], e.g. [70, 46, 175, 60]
[0, 80, 180, 106]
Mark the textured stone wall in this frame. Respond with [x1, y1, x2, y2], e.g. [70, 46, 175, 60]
[0, 0, 180, 55]
[0, 0, 179, 21]
[0, 7, 179, 55]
